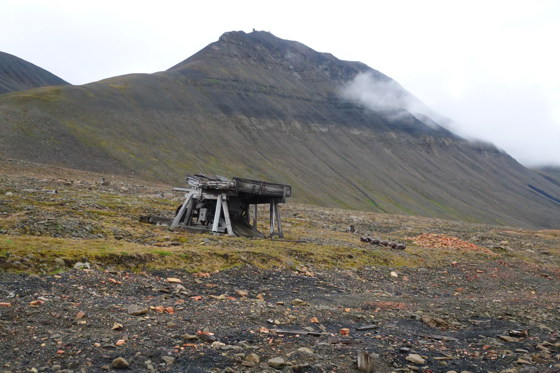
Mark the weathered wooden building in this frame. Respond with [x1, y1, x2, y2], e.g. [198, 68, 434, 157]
[142, 175, 291, 237]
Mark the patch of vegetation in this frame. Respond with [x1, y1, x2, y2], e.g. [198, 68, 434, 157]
[11, 87, 62, 103]
[152, 249, 172, 257]
[109, 84, 128, 90]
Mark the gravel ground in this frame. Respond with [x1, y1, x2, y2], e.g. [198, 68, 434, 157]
[1, 262, 559, 373]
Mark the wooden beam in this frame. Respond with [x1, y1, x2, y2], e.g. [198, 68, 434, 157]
[170, 193, 193, 230]
[184, 196, 195, 226]
[269, 201, 274, 237]
[173, 187, 230, 201]
[172, 187, 193, 193]
[221, 196, 235, 236]
[212, 196, 223, 233]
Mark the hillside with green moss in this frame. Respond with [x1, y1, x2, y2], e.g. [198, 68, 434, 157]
[1, 31, 559, 228]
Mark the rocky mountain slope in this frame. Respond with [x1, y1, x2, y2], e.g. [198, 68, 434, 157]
[0, 51, 68, 94]
[0, 31, 559, 228]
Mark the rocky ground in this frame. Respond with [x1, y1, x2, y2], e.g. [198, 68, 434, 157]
[1, 159, 559, 373]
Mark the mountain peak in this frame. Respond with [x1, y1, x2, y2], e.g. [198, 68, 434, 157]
[217, 29, 318, 57]
[166, 30, 446, 136]
[169, 30, 385, 90]
[218, 29, 276, 43]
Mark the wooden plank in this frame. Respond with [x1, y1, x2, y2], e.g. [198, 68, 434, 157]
[221, 196, 235, 236]
[233, 178, 291, 197]
[212, 196, 222, 233]
[169, 193, 192, 230]
[356, 324, 378, 331]
[172, 187, 193, 193]
[174, 188, 230, 200]
[272, 329, 325, 336]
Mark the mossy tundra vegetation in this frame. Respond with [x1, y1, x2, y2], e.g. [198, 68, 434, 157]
[1, 159, 558, 274]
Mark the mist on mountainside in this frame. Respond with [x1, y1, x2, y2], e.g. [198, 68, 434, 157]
[339, 72, 452, 130]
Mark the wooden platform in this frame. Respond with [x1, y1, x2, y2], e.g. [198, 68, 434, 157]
[141, 174, 291, 238]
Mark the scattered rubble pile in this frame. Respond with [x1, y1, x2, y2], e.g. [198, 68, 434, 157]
[409, 233, 497, 255]
[360, 236, 406, 250]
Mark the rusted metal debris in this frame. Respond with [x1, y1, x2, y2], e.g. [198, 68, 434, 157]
[140, 174, 291, 238]
[360, 236, 406, 250]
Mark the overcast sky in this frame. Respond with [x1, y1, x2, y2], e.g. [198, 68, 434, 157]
[2, 0, 559, 167]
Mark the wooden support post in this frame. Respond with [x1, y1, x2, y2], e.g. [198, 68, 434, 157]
[247, 206, 251, 223]
[170, 192, 192, 230]
[357, 351, 375, 373]
[275, 200, 283, 238]
[212, 196, 223, 233]
[221, 196, 235, 236]
[184, 196, 195, 225]
[269, 201, 275, 237]
[253, 204, 258, 229]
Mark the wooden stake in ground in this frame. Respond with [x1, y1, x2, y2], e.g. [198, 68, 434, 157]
[357, 351, 376, 372]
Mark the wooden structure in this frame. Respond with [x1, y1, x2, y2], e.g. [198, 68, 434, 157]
[163, 175, 291, 237]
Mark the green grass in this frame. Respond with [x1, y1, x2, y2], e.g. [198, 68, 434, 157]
[153, 249, 172, 257]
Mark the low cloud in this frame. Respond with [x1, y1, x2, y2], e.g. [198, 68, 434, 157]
[340, 72, 560, 168]
[339, 72, 448, 129]
[427, 82, 560, 167]
[339, 72, 408, 111]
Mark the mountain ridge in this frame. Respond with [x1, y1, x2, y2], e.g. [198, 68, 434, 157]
[1, 31, 559, 228]
[0, 51, 69, 94]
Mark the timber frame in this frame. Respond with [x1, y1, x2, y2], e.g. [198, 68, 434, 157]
[145, 175, 291, 238]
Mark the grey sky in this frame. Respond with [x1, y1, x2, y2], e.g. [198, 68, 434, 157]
[2, 0, 559, 166]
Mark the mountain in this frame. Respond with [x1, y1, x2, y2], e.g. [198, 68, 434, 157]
[0, 30, 559, 228]
[0, 51, 69, 94]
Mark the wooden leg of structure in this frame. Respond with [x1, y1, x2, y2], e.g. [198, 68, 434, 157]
[269, 201, 275, 237]
[253, 204, 258, 229]
[221, 197, 235, 236]
[212, 196, 223, 233]
[266, 200, 284, 238]
[170, 192, 192, 230]
[185, 196, 195, 225]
